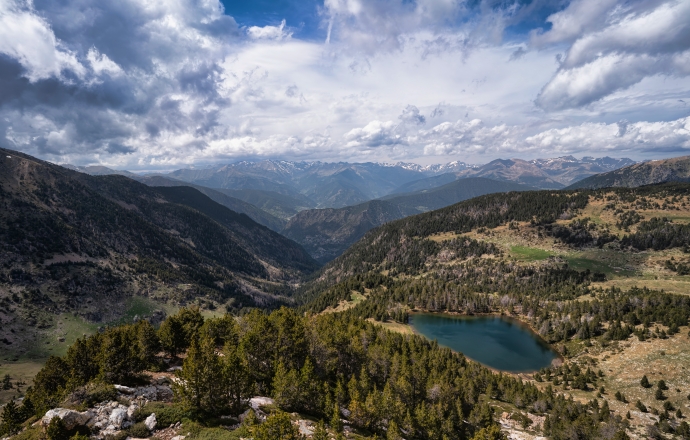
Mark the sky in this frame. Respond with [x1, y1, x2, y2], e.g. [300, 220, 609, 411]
[0, 0, 689, 170]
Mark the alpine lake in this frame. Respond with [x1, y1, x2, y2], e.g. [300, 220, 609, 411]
[409, 313, 558, 372]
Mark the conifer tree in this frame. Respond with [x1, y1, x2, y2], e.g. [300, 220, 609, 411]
[330, 402, 343, 433]
[272, 361, 300, 411]
[387, 419, 403, 440]
[640, 375, 651, 388]
[223, 341, 251, 413]
[0, 400, 21, 436]
[159, 316, 185, 358]
[135, 319, 160, 369]
[2, 374, 12, 390]
[471, 425, 506, 440]
[175, 334, 225, 414]
[312, 420, 328, 440]
[253, 411, 301, 440]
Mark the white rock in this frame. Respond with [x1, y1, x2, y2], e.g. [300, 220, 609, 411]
[249, 396, 275, 410]
[145, 413, 157, 431]
[171, 436, 186, 440]
[114, 384, 135, 394]
[41, 408, 94, 430]
[127, 403, 139, 418]
[109, 407, 128, 428]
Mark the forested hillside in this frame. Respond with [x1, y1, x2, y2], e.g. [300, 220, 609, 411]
[0, 149, 317, 367]
[292, 183, 690, 439]
[283, 178, 534, 263]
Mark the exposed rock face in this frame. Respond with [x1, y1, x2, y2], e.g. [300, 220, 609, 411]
[41, 408, 94, 430]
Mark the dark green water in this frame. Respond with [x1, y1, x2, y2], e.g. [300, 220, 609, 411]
[409, 314, 557, 372]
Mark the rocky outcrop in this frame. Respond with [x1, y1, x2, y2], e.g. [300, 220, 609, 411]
[39, 382, 174, 439]
[41, 409, 94, 430]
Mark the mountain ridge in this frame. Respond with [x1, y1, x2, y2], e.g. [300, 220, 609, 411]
[566, 156, 690, 189]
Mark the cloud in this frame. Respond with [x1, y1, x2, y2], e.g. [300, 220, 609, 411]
[247, 19, 293, 41]
[524, 117, 690, 155]
[536, 0, 690, 110]
[0, 0, 687, 168]
[399, 105, 426, 125]
[339, 115, 690, 160]
[345, 120, 402, 148]
[0, 1, 84, 81]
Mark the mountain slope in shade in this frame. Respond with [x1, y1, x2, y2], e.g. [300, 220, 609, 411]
[0, 148, 318, 329]
[566, 156, 690, 190]
[214, 188, 316, 220]
[389, 172, 460, 194]
[135, 175, 287, 232]
[282, 177, 535, 263]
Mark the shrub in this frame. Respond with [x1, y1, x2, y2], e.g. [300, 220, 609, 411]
[134, 402, 187, 427]
[46, 417, 69, 440]
[128, 422, 150, 438]
[636, 400, 647, 413]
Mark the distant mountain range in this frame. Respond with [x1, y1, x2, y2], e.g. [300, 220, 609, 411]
[567, 156, 690, 189]
[153, 156, 634, 209]
[63, 156, 637, 262]
[370, 156, 636, 195]
[282, 178, 535, 262]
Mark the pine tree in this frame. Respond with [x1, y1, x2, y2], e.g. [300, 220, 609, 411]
[99, 326, 140, 383]
[387, 419, 403, 440]
[45, 416, 69, 440]
[640, 375, 651, 388]
[253, 411, 301, 440]
[66, 336, 101, 387]
[471, 424, 506, 440]
[2, 374, 12, 390]
[298, 358, 322, 414]
[330, 402, 343, 433]
[135, 319, 160, 369]
[0, 400, 21, 436]
[223, 341, 251, 413]
[159, 316, 185, 358]
[272, 361, 300, 411]
[175, 334, 225, 414]
[312, 420, 329, 440]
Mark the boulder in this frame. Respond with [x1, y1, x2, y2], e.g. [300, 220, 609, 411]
[114, 384, 135, 394]
[109, 407, 128, 428]
[41, 408, 94, 430]
[145, 413, 157, 431]
[249, 396, 274, 411]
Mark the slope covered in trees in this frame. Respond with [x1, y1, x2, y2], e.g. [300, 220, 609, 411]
[3, 307, 635, 440]
[283, 178, 535, 263]
[0, 148, 318, 361]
